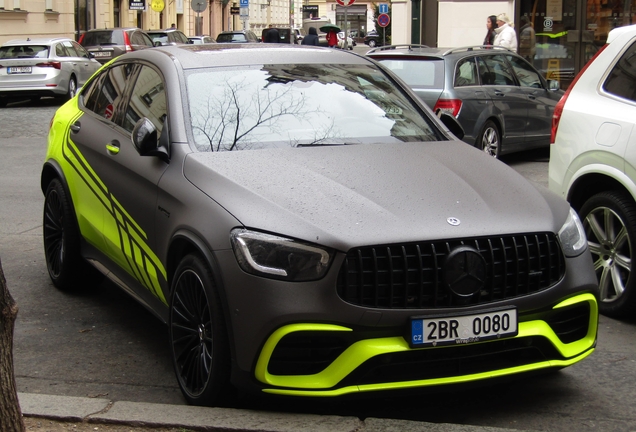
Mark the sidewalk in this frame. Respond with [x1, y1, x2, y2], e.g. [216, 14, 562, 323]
[18, 392, 534, 432]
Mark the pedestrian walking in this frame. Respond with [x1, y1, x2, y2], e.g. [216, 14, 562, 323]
[326, 30, 338, 48]
[518, 15, 536, 62]
[494, 13, 518, 52]
[484, 15, 497, 46]
[264, 25, 281, 43]
[301, 27, 319, 46]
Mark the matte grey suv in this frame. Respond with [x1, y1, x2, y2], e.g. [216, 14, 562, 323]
[367, 45, 563, 158]
[79, 27, 155, 64]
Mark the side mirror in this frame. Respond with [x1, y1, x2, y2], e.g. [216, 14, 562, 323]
[132, 118, 170, 162]
[548, 79, 561, 91]
[438, 112, 465, 140]
[154, 41, 162, 47]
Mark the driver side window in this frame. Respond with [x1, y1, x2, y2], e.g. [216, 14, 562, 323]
[122, 66, 167, 136]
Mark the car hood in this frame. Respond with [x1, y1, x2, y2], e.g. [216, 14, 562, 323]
[183, 142, 569, 251]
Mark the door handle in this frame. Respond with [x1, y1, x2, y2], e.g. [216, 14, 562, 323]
[494, 91, 505, 97]
[528, 94, 536, 100]
[70, 122, 80, 133]
[106, 141, 120, 154]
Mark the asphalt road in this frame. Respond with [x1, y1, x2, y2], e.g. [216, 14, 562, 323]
[1, 98, 636, 432]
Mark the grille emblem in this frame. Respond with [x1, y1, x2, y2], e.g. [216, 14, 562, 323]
[447, 217, 460, 226]
[444, 246, 487, 297]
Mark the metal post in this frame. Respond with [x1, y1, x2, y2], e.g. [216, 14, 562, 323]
[344, 5, 348, 49]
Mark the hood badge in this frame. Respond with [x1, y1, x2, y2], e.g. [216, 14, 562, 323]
[447, 217, 460, 226]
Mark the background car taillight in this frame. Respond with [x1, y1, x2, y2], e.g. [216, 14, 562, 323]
[434, 99, 462, 117]
[124, 32, 133, 52]
[36, 62, 62, 70]
[551, 44, 609, 143]
[78, 33, 85, 44]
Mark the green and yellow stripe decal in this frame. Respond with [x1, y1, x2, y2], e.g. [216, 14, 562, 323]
[48, 101, 168, 304]
[256, 293, 598, 396]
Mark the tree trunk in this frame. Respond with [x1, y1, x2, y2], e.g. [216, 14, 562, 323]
[0, 258, 25, 432]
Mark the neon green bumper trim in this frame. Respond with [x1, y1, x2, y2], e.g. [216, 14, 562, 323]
[256, 293, 598, 396]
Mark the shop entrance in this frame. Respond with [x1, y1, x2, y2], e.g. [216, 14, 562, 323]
[520, 0, 635, 89]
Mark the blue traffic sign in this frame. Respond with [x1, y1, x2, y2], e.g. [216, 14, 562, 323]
[239, 0, 248, 6]
[378, 12, 390, 27]
[379, 3, 388, 14]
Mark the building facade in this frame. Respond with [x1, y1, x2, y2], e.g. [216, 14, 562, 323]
[1, 0, 635, 88]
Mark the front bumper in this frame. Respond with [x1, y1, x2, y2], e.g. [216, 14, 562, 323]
[254, 293, 597, 396]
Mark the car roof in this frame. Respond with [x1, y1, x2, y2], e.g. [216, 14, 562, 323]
[1, 37, 72, 46]
[607, 23, 636, 43]
[84, 27, 141, 32]
[366, 45, 517, 59]
[119, 43, 370, 70]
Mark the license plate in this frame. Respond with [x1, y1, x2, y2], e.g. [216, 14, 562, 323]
[92, 52, 111, 57]
[410, 307, 518, 347]
[8, 66, 32, 74]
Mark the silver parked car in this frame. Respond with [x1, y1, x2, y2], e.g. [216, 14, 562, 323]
[0, 37, 101, 107]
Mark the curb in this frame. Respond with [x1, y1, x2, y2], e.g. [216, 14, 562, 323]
[18, 392, 533, 432]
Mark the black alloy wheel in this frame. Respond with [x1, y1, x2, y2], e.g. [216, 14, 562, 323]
[43, 179, 84, 290]
[169, 254, 232, 406]
[479, 120, 501, 158]
[580, 191, 636, 318]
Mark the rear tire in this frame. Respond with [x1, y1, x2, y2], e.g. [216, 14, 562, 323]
[479, 120, 501, 158]
[579, 191, 636, 318]
[66, 76, 77, 100]
[169, 254, 233, 406]
[43, 179, 87, 290]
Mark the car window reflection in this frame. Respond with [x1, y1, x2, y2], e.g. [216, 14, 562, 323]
[187, 64, 441, 152]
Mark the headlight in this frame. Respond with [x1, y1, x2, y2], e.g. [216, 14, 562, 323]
[230, 229, 333, 281]
[558, 208, 587, 257]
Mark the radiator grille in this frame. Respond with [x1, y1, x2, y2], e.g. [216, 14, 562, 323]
[336, 233, 565, 309]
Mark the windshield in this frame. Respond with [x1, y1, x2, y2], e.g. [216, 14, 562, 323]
[186, 63, 442, 152]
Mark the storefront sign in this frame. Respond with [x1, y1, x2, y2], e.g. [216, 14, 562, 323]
[129, 0, 145, 10]
[546, 0, 562, 21]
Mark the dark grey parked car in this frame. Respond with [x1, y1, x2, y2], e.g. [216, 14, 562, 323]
[367, 45, 564, 158]
[79, 27, 155, 64]
[216, 30, 260, 43]
[42, 43, 598, 407]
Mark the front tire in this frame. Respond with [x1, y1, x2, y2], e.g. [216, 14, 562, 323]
[579, 191, 636, 318]
[479, 120, 501, 158]
[368, 39, 376, 48]
[169, 254, 232, 406]
[43, 179, 85, 290]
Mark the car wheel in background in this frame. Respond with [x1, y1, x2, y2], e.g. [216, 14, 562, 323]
[67, 77, 77, 100]
[169, 254, 232, 406]
[479, 120, 501, 158]
[368, 39, 376, 48]
[43, 179, 86, 290]
[579, 190, 636, 318]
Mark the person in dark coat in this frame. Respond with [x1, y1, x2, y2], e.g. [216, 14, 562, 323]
[264, 26, 280, 43]
[484, 15, 497, 46]
[301, 27, 319, 46]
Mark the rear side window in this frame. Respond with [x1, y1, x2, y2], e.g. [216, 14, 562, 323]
[454, 57, 478, 87]
[478, 55, 515, 86]
[603, 41, 636, 102]
[377, 58, 444, 89]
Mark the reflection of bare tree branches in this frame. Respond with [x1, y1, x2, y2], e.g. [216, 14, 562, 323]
[192, 80, 322, 152]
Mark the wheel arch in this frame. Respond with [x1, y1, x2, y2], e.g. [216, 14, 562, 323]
[167, 230, 237, 361]
[475, 116, 503, 147]
[567, 171, 636, 212]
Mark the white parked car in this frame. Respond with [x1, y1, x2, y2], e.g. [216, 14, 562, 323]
[549, 23, 636, 318]
[337, 32, 355, 50]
